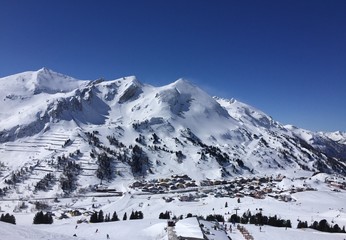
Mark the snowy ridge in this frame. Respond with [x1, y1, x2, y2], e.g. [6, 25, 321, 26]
[0, 68, 345, 180]
[0, 69, 346, 240]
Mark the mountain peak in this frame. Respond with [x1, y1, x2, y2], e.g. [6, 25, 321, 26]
[119, 75, 142, 86]
[0, 69, 346, 184]
[37, 67, 53, 73]
[33, 68, 86, 94]
[169, 78, 194, 89]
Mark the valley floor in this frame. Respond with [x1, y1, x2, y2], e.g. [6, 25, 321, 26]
[2, 179, 346, 240]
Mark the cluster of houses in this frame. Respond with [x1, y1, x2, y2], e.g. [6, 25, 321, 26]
[130, 174, 198, 194]
[130, 174, 323, 203]
[325, 175, 346, 191]
[199, 175, 285, 200]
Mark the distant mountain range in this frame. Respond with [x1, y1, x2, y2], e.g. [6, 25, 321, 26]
[0, 68, 345, 197]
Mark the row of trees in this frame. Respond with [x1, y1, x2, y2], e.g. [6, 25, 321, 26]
[60, 161, 81, 193]
[35, 173, 55, 192]
[90, 210, 119, 223]
[297, 219, 346, 233]
[33, 211, 53, 224]
[90, 210, 144, 223]
[107, 135, 125, 148]
[0, 186, 10, 197]
[129, 210, 144, 220]
[4, 165, 35, 186]
[0, 213, 16, 224]
[228, 211, 292, 228]
[159, 211, 171, 219]
[131, 145, 149, 175]
[96, 153, 113, 182]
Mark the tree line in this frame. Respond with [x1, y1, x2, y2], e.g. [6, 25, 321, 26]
[89, 210, 143, 223]
[297, 219, 346, 233]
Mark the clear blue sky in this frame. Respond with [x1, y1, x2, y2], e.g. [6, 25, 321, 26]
[1, 0, 345, 132]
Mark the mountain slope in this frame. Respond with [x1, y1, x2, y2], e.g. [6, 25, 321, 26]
[0, 68, 345, 200]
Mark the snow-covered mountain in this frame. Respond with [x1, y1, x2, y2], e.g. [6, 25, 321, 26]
[0, 68, 345, 198]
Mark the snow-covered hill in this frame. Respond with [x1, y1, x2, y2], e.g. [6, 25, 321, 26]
[0, 68, 345, 196]
[1, 68, 346, 240]
[0, 68, 346, 192]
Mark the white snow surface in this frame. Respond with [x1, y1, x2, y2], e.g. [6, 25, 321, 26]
[0, 69, 346, 240]
[175, 217, 204, 239]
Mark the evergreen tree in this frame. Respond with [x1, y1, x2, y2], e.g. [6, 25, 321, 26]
[131, 145, 148, 174]
[137, 211, 144, 219]
[96, 153, 113, 181]
[297, 220, 308, 229]
[317, 219, 330, 232]
[159, 212, 164, 219]
[43, 212, 53, 224]
[111, 211, 119, 221]
[130, 211, 135, 220]
[98, 210, 104, 222]
[33, 211, 53, 224]
[332, 224, 341, 233]
[310, 221, 319, 230]
[33, 211, 44, 224]
[159, 211, 170, 219]
[123, 212, 127, 221]
[206, 214, 225, 222]
[229, 214, 240, 224]
[0, 213, 16, 224]
[90, 212, 98, 223]
[105, 213, 110, 222]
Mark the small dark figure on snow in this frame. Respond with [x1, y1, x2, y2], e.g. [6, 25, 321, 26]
[73, 234, 77, 237]
[107, 234, 110, 239]
[95, 228, 98, 233]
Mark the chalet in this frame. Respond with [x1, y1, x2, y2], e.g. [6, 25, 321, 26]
[279, 194, 293, 202]
[179, 194, 195, 202]
[70, 210, 82, 216]
[158, 182, 170, 188]
[175, 183, 185, 189]
[131, 181, 143, 188]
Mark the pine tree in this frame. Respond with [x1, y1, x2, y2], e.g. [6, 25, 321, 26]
[111, 211, 119, 221]
[130, 211, 135, 220]
[159, 212, 164, 219]
[0, 213, 16, 224]
[123, 212, 127, 220]
[98, 210, 104, 222]
[105, 213, 110, 222]
[33, 211, 53, 224]
[90, 212, 98, 223]
[333, 224, 341, 233]
[318, 219, 330, 232]
[137, 211, 143, 219]
[33, 211, 44, 224]
[43, 212, 53, 224]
